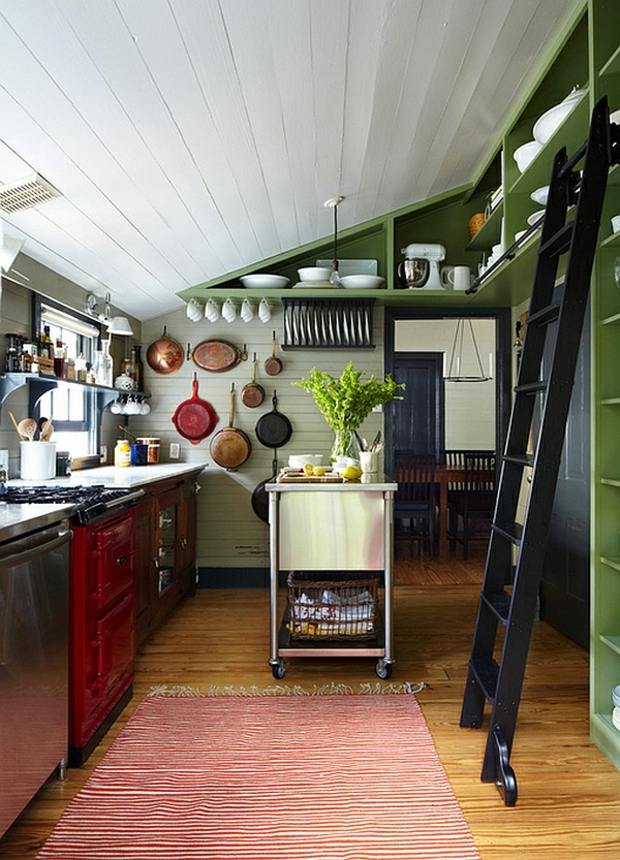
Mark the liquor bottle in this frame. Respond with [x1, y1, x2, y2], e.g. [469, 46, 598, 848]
[131, 345, 144, 391]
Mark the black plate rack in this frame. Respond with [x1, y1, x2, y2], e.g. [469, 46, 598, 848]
[282, 298, 375, 350]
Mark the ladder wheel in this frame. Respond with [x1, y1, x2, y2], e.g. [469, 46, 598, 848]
[375, 659, 392, 680]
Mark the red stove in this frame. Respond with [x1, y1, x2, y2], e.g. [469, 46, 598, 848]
[3, 484, 144, 765]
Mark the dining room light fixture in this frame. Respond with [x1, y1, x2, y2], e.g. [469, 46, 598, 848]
[445, 318, 492, 382]
[323, 195, 345, 286]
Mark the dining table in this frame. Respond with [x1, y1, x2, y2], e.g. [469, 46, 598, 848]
[434, 465, 495, 557]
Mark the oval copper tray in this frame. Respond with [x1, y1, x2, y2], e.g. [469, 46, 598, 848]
[192, 339, 242, 373]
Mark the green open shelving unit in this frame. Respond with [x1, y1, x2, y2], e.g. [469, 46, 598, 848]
[177, 0, 620, 770]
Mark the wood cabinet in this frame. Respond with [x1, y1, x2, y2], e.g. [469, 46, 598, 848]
[134, 472, 201, 649]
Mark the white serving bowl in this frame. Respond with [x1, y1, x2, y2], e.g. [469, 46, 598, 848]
[297, 267, 332, 282]
[340, 275, 385, 290]
[514, 230, 528, 243]
[240, 274, 289, 289]
[288, 454, 324, 469]
[533, 87, 585, 145]
[527, 209, 546, 227]
[530, 185, 550, 206]
[513, 140, 543, 174]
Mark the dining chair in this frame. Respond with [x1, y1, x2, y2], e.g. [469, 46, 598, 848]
[394, 451, 437, 558]
[447, 451, 496, 559]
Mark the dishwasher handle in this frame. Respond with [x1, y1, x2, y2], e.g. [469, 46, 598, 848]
[0, 524, 70, 568]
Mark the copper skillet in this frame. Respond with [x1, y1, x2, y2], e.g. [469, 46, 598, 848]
[146, 326, 184, 374]
[264, 331, 283, 376]
[241, 353, 265, 408]
[209, 383, 251, 471]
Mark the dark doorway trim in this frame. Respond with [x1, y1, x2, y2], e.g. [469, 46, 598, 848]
[384, 306, 511, 476]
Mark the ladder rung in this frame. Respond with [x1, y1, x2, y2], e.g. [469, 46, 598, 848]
[492, 522, 523, 546]
[470, 657, 499, 703]
[503, 454, 534, 467]
[481, 591, 511, 624]
[514, 381, 547, 395]
[538, 221, 574, 258]
[527, 304, 560, 326]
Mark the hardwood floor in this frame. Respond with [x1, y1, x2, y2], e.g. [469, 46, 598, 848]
[2, 565, 620, 859]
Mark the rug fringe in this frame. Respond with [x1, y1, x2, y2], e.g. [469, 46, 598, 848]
[148, 681, 426, 698]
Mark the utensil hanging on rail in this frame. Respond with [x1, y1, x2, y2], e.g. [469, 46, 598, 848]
[264, 331, 283, 375]
[210, 383, 252, 471]
[192, 339, 247, 373]
[147, 326, 185, 374]
[241, 353, 265, 408]
[171, 374, 219, 445]
[254, 391, 292, 449]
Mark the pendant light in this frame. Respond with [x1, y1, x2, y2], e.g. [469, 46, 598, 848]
[445, 319, 492, 382]
[323, 195, 345, 286]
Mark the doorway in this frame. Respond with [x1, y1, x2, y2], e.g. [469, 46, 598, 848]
[392, 352, 445, 460]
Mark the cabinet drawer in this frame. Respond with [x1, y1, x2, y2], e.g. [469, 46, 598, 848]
[94, 591, 134, 702]
[95, 514, 135, 608]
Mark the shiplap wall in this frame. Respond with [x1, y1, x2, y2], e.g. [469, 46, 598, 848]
[394, 318, 496, 450]
[130, 303, 384, 569]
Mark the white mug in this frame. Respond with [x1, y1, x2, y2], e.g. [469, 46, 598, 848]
[205, 298, 220, 322]
[452, 266, 472, 291]
[186, 298, 202, 321]
[258, 298, 271, 323]
[222, 298, 237, 323]
[440, 266, 455, 289]
[611, 214, 620, 235]
[240, 298, 254, 322]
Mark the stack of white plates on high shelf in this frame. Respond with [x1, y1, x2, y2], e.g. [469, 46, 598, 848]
[612, 685, 620, 731]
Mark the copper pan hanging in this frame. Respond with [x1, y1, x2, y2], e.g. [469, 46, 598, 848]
[146, 326, 185, 375]
[192, 339, 247, 373]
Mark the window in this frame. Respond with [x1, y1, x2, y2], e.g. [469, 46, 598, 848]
[32, 296, 102, 463]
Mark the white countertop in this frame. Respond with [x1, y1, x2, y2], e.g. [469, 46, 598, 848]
[0, 502, 74, 543]
[8, 462, 208, 490]
[267, 473, 397, 492]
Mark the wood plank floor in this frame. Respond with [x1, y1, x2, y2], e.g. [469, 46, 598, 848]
[2, 567, 620, 858]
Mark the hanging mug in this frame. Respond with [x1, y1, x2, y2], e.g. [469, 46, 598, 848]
[258, 298, 271, 323]
[440, 266, 455, 289]
[240, 298, 254, 322]
[186, 298, 203, 322]
[205, 298, 220, 322]
[222, 298, 237, 323]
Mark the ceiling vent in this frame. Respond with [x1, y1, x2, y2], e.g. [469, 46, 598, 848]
[0, 174, 61, 214]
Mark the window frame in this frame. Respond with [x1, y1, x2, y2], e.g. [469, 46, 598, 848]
[30, 293, 104, 470]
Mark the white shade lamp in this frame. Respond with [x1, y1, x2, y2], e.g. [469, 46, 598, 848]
[107, 316, 134, 336]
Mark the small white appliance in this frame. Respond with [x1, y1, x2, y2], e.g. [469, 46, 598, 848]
[398, 243, 446, 290]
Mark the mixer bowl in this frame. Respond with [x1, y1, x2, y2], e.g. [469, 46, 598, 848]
[398, 258, 429, 289]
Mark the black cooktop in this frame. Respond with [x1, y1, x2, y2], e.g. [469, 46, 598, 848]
[0, 485, 143, 524]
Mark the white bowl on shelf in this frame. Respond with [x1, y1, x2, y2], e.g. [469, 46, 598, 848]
[340, 275, 385, 290]
[298, 266, 332, 282]
[514, 230, 528, 243]
[527, 209, 546, 227]
[240, 274, 289, 289]
[513, 140, 543, 174]
[533, 87, 585, 145]
[288, 454, 324, 469]
[530, 185, 550, 206]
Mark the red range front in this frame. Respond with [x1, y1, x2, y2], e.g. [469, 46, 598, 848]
[69, 510, 136, 765]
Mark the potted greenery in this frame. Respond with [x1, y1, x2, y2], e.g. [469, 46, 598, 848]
[294, 362, 405, 461]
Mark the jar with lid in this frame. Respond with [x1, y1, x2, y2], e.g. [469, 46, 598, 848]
[114, 439, 131, 468]
[137, 436, 160, 465]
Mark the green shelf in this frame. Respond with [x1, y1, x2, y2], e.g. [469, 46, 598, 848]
[599, 43, 620, 78]
[600, 312, 620, 326]
[600, 634, 620, 657]
[601, 557, 620, 573]
[600, 231, 620, 249]
[601, 478, 620, 488]
[508, 90, 590, 198]
[466, 203, 503, 251]
[601, 398, 620, 405]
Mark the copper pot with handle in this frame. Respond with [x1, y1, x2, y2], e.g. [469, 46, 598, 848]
[241, 353, 265, 408]
[146, 326, 185, 374]
[209, 383, 251, 471]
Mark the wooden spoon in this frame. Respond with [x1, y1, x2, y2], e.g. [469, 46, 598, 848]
[8, 410, 27, 440]
[40, 420, 54, 442]
[17, 418, 37, 441]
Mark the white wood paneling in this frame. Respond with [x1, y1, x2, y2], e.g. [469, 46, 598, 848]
[0, 0, 581, 320]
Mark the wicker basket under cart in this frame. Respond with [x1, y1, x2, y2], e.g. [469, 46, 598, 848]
[287, 572, 380, 641]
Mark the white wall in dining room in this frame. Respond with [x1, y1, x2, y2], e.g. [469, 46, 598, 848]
[394, 318, 496, 450]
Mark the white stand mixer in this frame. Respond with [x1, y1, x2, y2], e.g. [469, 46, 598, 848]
[398, 243, 446, 290]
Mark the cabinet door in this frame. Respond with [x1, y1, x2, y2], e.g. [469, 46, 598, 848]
[134, 498, 154, 647]
[178, 478, 199, 595]
[153, 486, 182, 606]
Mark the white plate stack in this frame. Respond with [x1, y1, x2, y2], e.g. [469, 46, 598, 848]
[613, 685, 620, 731]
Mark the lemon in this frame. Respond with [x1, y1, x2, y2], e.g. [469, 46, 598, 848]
[342, 465, 362, 481]
[313, 466, 326, 477]
[303, 463, 315, 476]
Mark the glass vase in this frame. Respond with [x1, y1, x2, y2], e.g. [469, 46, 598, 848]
[330, 430, 355, 462]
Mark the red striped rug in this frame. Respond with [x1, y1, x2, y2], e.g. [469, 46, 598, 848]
[39, 693, 479, 859]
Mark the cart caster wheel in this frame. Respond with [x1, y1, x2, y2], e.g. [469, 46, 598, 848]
[272, 660, 286, 680]
[375, 660, 392, 680]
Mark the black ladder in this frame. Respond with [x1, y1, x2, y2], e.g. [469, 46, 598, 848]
[460, 97, 620, 806]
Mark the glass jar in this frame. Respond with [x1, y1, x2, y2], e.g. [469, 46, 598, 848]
[114, 439, 131, 468]
[97, 340, 114, 387]
[137, 436, 160, 464]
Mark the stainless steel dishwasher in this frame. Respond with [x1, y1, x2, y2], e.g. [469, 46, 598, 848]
[0, 517, 70, 838]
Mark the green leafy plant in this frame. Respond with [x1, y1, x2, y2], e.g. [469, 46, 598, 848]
[294, 362, 405, 457]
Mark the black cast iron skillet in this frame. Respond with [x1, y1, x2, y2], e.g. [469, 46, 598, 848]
[254, 391, 292, 449]
[251, 453, 278, 523]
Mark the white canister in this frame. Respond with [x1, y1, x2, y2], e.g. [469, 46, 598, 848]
[360, 451, 379, 473]
[20, 441, 57, 480]
[452, 266, 473, 291]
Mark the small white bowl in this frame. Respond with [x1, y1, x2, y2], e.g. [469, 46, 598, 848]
[240, 274, 289, 289]
[611, 214, 620, 234]
[514, 230, 528, 243]
[514, 140, 543, 174]
[527, 209, 546, 227]
[533, 87, 585, 145]
[340, 275, 385, 290]
[288, 454, 324, 469]
[298, 267, 332, 282]
[530, 185, 550, 206]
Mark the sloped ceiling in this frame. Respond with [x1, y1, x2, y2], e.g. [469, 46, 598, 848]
[0, 0, 580, 320]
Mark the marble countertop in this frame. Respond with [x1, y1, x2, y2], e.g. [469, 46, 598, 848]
[8, 462, 208, 490]
[266, 472, 397, 492]
[0, 503, 74, 543]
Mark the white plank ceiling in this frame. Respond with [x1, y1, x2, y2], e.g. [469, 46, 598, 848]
[0, 0, 580, 320]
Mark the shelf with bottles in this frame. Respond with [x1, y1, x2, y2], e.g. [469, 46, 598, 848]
[0, 372, 151, 411]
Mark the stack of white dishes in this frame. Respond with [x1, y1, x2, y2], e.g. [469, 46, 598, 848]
[512, 87, 585, 176]
[292, 266, 334, 289]
[240, 274, 289, 289]
[612, 685, 620, 731]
